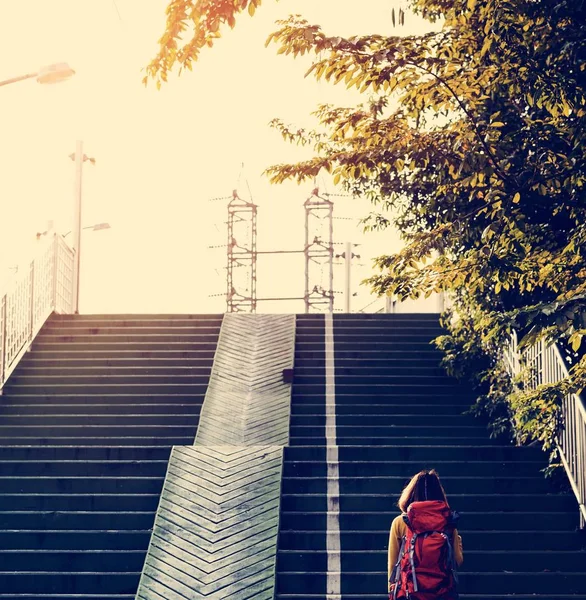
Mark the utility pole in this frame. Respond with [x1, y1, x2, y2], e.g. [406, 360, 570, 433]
[344, 241, 352, 313]
[304, 189, 334, 313]
[226, 190, 257, 313]
[69, 141, 95, 314]
[337, 242, 359, 313]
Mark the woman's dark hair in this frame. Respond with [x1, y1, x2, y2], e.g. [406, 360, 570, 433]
[398, 469, 448, 513]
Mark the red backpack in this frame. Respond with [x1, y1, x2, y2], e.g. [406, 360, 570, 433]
[389, 500, 459, 600]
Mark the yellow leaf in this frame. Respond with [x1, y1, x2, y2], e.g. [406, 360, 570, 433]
[248, 2, 255, 17]
[513, 192, 521, 203]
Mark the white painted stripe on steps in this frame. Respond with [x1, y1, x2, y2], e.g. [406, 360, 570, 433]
[325, 313, 342, 600]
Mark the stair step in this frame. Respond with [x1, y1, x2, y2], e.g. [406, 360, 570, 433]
[0, 572, 140, 594]
[0, 416, 199, 427]
[277, 596, 586, 600]
[290, 415, 478, 427]
[330, 366, 448, 376]
[292, 393, 472, 405]
[279, 511, 577, 531]
[0, 550, 146, 571]
[296, 375, 463, 386]
[0, 404, 202, 416]
[289, 437, 504, 446]
[19, 357, 214, 368]
[8, 375, 212, 386]
[284, 446, 541, 461]
[300, 335, 442, 345]
[277, 549, 586, 572]
[0, 425, 197, 436]
[290, 425, 487, 437]
[295, 358, 446, 368]
[333, 314, 440, 321]
[277, 571, 586, 594]
[281, 493, 577, 512]
[296, 343, 443, 351]
[0, 460, 169, 476]
[4, 384, 209, 395]
[34, 333, 220, 344]
[292, 404, 469, 416]
[0, 595, 134, 600]
[292, 385, 472, 398]
[0, 394, 205, 405]
[0, 494, 161, 511]
[50, 313, 222, 322]
[0, 476, 164, 493]
[0, 437, 193, 446]
[282, 476, 553, 494]
[284, 460, 544, 477]
[0, 530, 151, 549]
[21, 350, 215, 361]
[40, 325, 221, 335]
[0, 511, 155, 529]
[29, 342, 218, 352]
[0, 447, 172, 460]
[13, 366, 212, 377]
[278, 529, 585, 551]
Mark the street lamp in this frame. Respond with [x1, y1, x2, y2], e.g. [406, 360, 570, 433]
[0, 62, 75, 88]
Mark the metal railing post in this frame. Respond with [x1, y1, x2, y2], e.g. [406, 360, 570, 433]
[0, 294, 6, 393]
[51, 233, 58, 312]
[28, 259, 35, 342]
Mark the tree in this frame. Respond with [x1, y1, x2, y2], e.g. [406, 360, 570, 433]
[148, 0, 586, 458]
[145, 0, 266, 87]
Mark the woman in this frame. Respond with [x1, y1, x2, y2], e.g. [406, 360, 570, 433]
[388, 470, 463, 600]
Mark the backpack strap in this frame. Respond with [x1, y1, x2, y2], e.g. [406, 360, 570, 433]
[408, 533, 419, 593]
[390, 535, 406, 600]
[440, 530, 460, 589]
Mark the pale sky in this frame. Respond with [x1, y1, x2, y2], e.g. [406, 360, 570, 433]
[0, 0, 438, 314]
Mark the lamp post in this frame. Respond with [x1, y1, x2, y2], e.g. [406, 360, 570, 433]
[0, 62, 75, 88]
[70, 141, 96, 314]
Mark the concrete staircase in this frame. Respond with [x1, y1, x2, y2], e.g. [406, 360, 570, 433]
[1, 312, 585, 599]
[0, 313, 221, 599]
[277, 313, 586, 600]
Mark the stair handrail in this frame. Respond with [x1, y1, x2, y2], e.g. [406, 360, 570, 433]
[505, 331, 586, 528]
[0, 233, 75, 393]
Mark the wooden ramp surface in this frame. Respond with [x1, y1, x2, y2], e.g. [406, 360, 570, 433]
[196, 314, 295, 446]
[136, 314, 295, 599]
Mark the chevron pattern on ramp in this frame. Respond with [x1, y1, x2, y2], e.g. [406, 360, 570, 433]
[136, 315, 295, 599]
[137, 445, 284, 599]
[195, 314, 296, 446]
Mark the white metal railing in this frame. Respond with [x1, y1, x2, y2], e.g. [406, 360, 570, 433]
[0, 234, 75, 392]
[505, 331, 586, 528]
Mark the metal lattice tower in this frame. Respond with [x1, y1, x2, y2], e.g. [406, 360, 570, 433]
[304, 188, 334, 313]
[227, 191, 257, 313]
